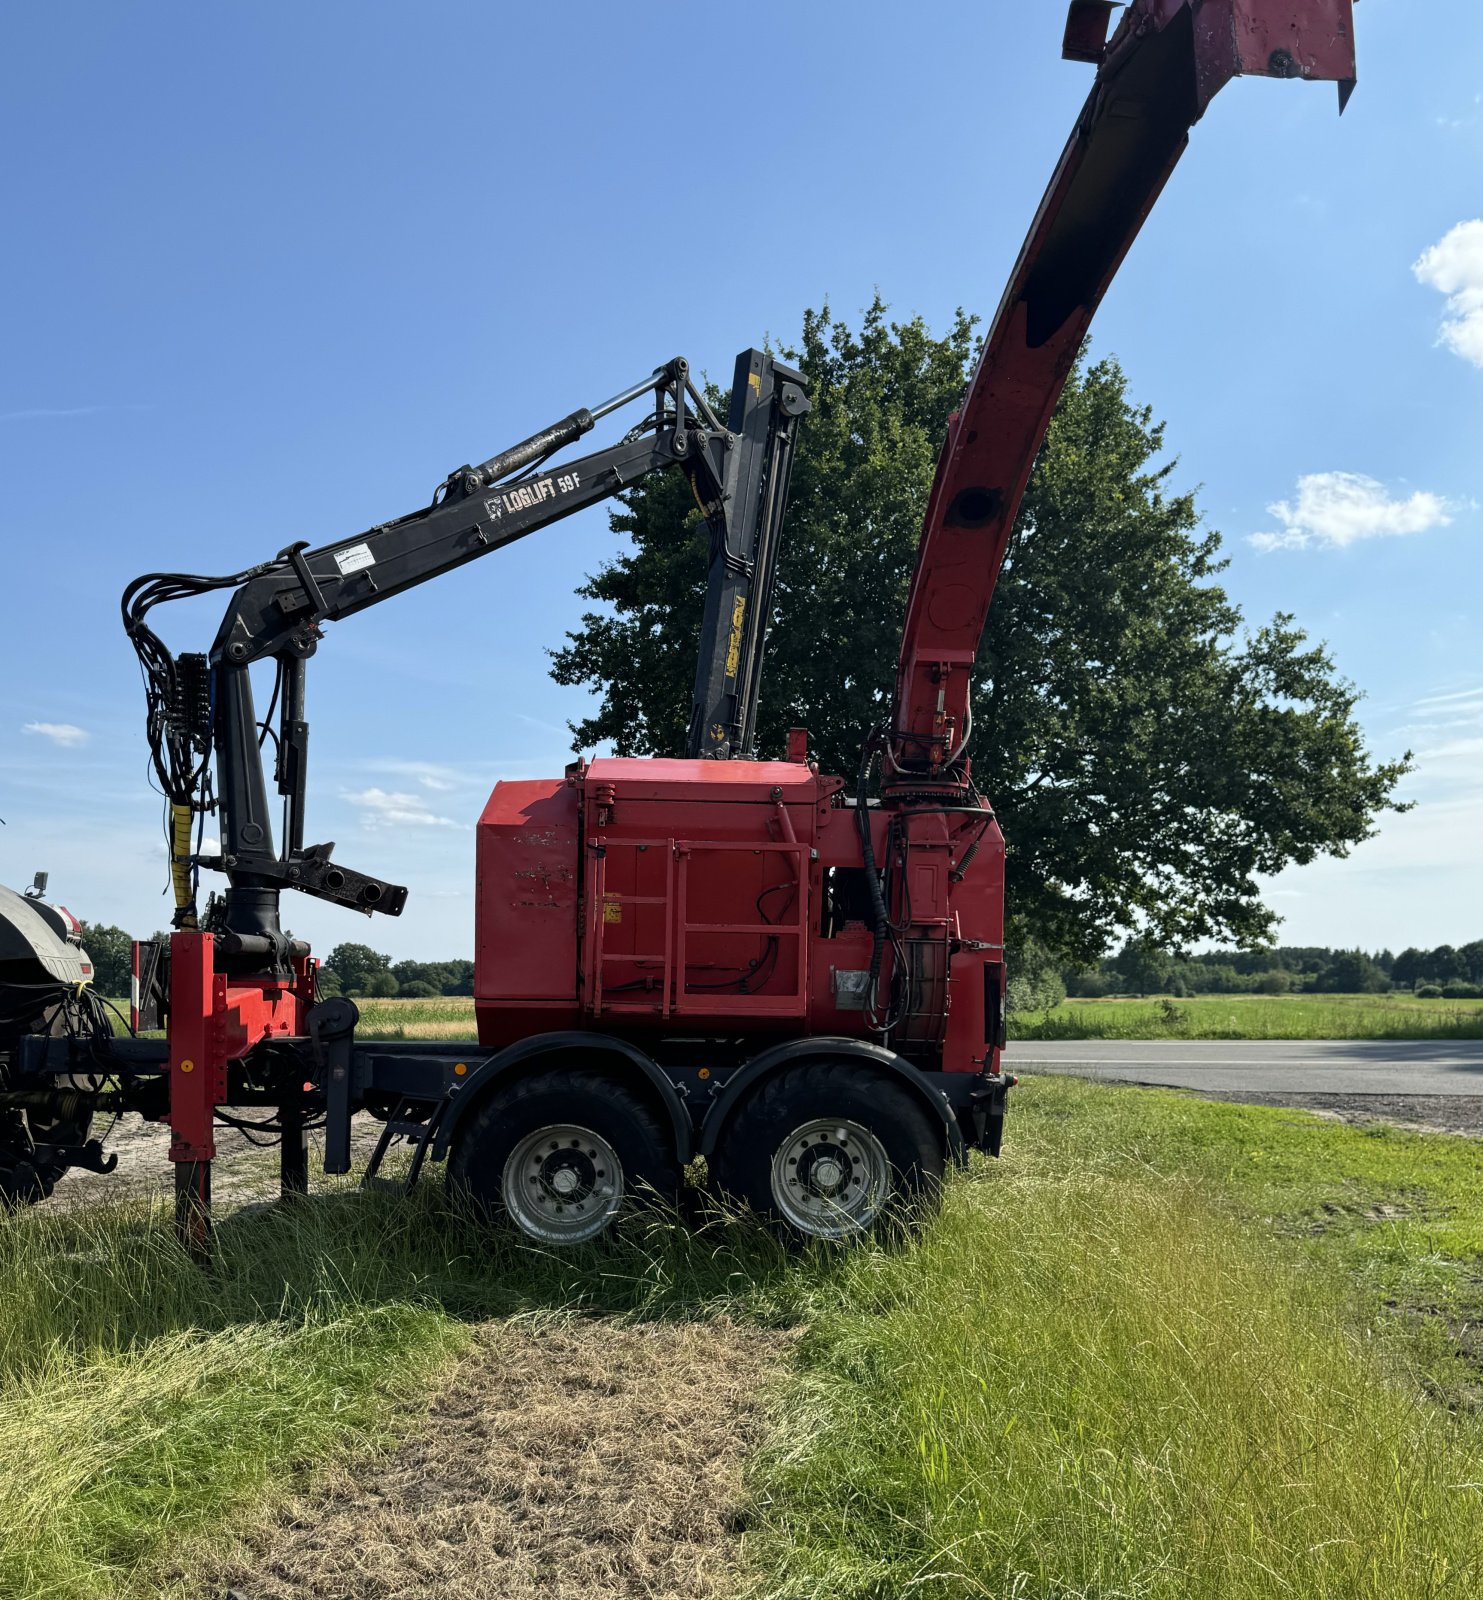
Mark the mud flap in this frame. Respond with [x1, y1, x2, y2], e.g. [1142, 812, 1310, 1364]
[969, 1073, 1017, 1158]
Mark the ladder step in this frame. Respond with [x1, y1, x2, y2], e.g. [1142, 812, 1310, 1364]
[360, 1096, 445, 1193]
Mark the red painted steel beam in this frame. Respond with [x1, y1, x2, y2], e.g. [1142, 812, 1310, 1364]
[168, 930, 222, 1258]
[889, 0, 1357, 780]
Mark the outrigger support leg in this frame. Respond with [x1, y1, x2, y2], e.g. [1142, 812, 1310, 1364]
[167, 930, 221, 1263]
[174, 1159, 213, 1263]
[279, 1086, 309, 1198]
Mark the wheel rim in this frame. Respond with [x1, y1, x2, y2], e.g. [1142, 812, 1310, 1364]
[769, 1117, 891, 1238]
[501, 1123, 624, 1244]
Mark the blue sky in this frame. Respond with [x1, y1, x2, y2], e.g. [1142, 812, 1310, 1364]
[2, 0, 1479, 962]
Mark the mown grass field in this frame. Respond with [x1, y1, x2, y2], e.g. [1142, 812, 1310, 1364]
[124, 985, 1483, 1049]
[344, 989, 1483, 1043]
[1016, 990, 1483, 1040]
[7, 1077, 1483, 1596]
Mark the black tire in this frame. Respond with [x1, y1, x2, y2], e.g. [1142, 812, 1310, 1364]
[447, 1067, 680, 1245]
[0, 1120, 57, 1209]
[713, 1061, 945, 1243]
[0, 1000, 94, 1208]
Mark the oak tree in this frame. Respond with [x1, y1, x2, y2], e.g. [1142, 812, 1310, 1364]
[551, 301, 1410, 962]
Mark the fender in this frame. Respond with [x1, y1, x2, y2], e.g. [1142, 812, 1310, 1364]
[431, 1030, 693, 1163]
[698, 1036, 964, 1161]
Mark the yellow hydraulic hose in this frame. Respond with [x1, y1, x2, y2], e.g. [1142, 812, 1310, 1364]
[170, 804, 198, 929]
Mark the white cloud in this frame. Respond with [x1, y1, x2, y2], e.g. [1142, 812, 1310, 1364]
[1412, 683, 1483, 712]
[1413, 220, 1483, 367]
[359, 758, 465, 793]
[22, 721, 89, 748]
[342, 787, 462, 829]
[1250, 472, 1453, 553]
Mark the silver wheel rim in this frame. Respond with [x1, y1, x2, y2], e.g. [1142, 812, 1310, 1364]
[501, 1123, 624, 1244]
[769, 1117, 891, 1238]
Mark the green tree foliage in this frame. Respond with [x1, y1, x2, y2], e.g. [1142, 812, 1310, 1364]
[550, 302, 1410, 963]
[1316, 949, 1389, 994]
[323, 942, 392, 997]
[1393, 944, 1481, 990]
[76, 922, 133, 998]
[1006, 941, 1067, 1014]
[552, 299, 977, 763]
[1112, 938, 1176, 997]
[320, 948, 474, 998]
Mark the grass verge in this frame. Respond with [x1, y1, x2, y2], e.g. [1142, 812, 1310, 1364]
[743, 1077, 1483, 1598]
[0, 1172, 806, 1600]
[8, 1077, 1483, 1597]
[1012, 991, 1483, 1040]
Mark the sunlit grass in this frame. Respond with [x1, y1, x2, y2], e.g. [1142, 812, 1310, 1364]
[10, 1077, 1483, 1597]
[746, 1079, 1483, 1598]
[1014, 992, 1483, 1040]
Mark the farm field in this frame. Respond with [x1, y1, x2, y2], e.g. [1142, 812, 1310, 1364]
[337, 990, 1483, 1043]
[1013, 990, 1483, 1040]
[8, 1079, 1483, 1596]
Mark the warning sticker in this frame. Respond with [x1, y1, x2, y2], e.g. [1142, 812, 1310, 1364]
[602, 896, 622, 925]
[333, 542, 376, 576]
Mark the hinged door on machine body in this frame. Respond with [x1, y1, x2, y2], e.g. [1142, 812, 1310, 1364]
[585, 836, 810, 1020]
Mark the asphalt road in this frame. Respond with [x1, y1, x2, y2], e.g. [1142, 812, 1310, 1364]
[1004, 1039, 1483, 1096]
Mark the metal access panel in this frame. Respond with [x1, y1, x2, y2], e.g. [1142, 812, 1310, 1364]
[674, 841, 808, 1017]
[476, 779, 580, 1002]
[585, 837, 809, 1020]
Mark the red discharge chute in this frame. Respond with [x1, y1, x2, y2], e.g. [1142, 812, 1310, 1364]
[888, 0, 1357, 781]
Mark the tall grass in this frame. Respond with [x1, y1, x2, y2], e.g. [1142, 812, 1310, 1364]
[748, 1139, 1483, 1598]
[0, 1189, 466, 1600]
[1014, 993, 1483, 1041]
[350, 994, 478, 1039]
[10, 1079, 1483, 1598]
[0, 1172, 806, 1600]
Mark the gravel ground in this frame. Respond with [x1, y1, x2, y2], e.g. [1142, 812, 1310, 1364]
[49, 1111, 388, 1210]
[1186, 1090, 1483, 1138]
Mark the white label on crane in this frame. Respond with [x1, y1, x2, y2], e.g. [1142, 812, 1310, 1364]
[333, 543, 376, 575]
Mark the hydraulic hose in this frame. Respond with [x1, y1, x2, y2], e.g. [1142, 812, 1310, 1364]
[170, 804, 197, 929]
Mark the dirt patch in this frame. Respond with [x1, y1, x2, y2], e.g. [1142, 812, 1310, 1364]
[50, 1113, 386, 1211]
[186, 1317, 787, 1600]
[1193, 1091, 1483, 1139]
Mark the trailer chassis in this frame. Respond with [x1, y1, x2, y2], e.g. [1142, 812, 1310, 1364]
[14, 931, 1008, 1258]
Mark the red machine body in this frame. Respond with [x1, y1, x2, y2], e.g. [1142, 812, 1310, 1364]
[475, 752, 1007, 1073]
[473, 0, 1357, 1092]
[29, 0, 1355, 1255]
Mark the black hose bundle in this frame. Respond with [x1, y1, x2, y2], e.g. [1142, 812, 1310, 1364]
[121, 559, 289, 924]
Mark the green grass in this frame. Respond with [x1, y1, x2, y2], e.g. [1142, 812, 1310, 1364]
[746, 1078, 1483, 1598]
[350, 993, 478, 1038]
[1014, 991, 1483, 1040]
[124, 988, 1483, 1044]
[0, 1173, 805, 1600]
[9, 1079, 1483, 1597]
[166, 988, 1483, 1044]
[311, 989, 1483, 1043]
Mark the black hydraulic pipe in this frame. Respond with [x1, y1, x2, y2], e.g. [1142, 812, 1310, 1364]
[458, 409, 595, 494]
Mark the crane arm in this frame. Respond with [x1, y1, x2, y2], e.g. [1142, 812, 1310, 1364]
[123, 349, 807, 946]
[889, 0, 1357, 783]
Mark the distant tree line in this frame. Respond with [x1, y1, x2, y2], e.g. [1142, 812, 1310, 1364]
[1039, 937, 1483, 1008]
[72, 928, 474, 1002]
[315, 942, 473, 1000]
[79, 925, 1483, 1010]
[320, 936, 1483, 1009]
